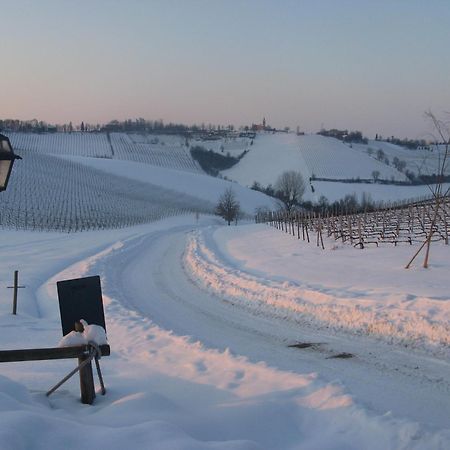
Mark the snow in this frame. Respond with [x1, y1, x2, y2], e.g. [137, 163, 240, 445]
[1, 132, 450, 449]
[6, 131, 202, 173]
[352, 140, 450, 178]
[222, 133, 408, 197]
[311, 180, 450, 203]
[58, 320, 108, 347]
[60, 155, 278, 215]
[6, 131, 445, 208]
[185, 225, 450, 356]
[1, 217, 450, 449]
[221, 133, 446, 203]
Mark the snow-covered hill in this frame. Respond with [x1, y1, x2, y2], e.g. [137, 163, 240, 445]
[3, 131, 446, 216]
[222, 133, 408, 186]
[352, 139, 450, 178]
[221, 133, 446, 203]
[1, 130, 449, 449]
[6, 132, 203, 173]
[0, 146, 277, 232]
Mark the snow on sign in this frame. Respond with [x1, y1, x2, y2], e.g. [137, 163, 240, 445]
[57, 276, 106, 337]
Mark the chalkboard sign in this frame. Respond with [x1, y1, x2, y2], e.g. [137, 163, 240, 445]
[57, 275, 106, 336]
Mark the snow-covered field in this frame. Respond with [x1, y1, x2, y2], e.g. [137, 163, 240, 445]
[0, 150, 214, 231]
[0, 148, 276, 231]
[1, 131, 450, 449]
[1, 218, 450, 449]
[221, 133, 445, 204]
[222, 133, 407, 188]
[6, 132, 202, 173]
[6, 131, 445, 206]
[352, 140, 450, 179]
[312, 180, 450, 204]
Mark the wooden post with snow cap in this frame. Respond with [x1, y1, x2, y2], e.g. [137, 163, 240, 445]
[0, 275, 109, 406]
[57, 275, 108, 404]
[75, 321, 96, 404]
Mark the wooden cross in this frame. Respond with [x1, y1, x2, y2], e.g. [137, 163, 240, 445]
[7, 270, 26, 315]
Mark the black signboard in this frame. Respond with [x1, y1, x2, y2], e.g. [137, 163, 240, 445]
[57, 275, 106, 336]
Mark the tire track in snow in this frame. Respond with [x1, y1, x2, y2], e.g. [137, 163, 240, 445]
[184, 229, 450, 358]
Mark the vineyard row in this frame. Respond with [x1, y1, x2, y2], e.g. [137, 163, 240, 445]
[257, 196, 450, 249]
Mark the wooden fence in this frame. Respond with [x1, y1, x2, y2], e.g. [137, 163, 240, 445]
[256, 195, 450, 249]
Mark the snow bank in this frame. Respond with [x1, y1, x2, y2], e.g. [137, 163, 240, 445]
[184, 225, 450, 357]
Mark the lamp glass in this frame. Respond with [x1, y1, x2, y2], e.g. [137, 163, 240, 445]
[0, 158, 12, 190]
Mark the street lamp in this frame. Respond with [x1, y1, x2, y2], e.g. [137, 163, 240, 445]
[0, 134, 21, 192]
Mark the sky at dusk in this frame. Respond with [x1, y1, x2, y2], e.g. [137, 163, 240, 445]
[1, 0, 450, 138]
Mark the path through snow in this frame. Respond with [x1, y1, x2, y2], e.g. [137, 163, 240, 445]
[1, 219, 450, 449]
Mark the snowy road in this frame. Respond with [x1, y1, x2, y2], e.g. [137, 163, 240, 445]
[94, 222, 450, 431]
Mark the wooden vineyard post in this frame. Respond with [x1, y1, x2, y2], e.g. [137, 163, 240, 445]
[305, 214, 310, 243]
[357, 216, 363, 249]
[78, 353, 95, 405]
[444, 199, 449, 245]
[7, 271, 26, 315]
[316, 213, 320, 247]
[332, 214, 337, 240]
[438, 197, 449, 245]
[409, 205, 413, 234]
[339, 214, 344, 243]
[317, 214, 325, 249]
[348, 214, 353, 245]
[74, 321, 96, 404]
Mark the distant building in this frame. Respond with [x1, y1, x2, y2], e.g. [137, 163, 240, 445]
[251, 117, 269, 132]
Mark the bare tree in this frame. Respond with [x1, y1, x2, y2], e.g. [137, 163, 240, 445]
[275, 171, 306, 213]
[371, 170, 380, 182]
[406, 111, 450, 269]
[215, 187, 241, 225]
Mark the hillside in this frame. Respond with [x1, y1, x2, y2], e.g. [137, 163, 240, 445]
[221, 133, 446, 203]
[222, 133, 406, 185]
[6, 132, 203, 173]
[0, 132, 449, 449]
[0, 133, 276, 232]
[352, 140, 450, 179]
[4, 131, 447, 209]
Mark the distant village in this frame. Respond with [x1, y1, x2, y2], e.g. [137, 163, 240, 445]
[0, 117, 298, 140]
[0, 117, 434, 149]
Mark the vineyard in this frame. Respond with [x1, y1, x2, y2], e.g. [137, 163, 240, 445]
[6, 132, 111, 158]
[352, 140, 450, 178]
[258, 195, 450, 250]
[6, 132, 203, 173]
[298, 135, 408, 181]
[0, 150, 213, 232]
[222, 133, 412, 196]
[111, 133, 201, 172]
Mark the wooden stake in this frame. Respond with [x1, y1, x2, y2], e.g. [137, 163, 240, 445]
[7, 271, 26, 315]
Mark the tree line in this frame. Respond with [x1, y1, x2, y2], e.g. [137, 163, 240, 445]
[190, 146, 248, 176]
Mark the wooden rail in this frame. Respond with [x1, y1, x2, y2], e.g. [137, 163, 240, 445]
[0, 344, 110, 363]
[0, 344, 110, 405]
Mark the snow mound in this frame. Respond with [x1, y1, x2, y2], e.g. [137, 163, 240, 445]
[58, 320, 108, 347]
